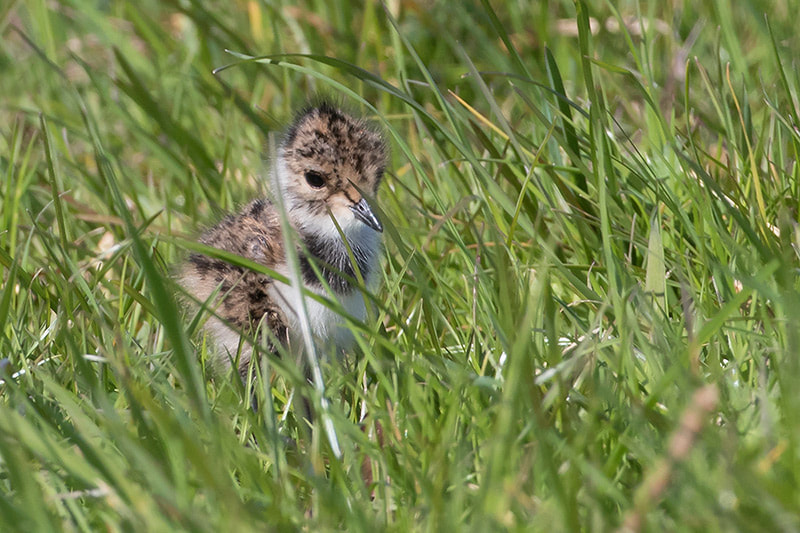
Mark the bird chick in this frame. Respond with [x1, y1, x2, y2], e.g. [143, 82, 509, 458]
[181, 103, 387, 378]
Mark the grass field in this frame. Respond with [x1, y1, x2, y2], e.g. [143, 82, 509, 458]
[2, 0, 800, 530]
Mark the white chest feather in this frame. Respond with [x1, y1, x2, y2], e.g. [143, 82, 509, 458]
[270, 226, 380, 355]
[270, 281, 369, 351]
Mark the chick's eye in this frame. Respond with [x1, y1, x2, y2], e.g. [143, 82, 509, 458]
[305, 171, 326, 189]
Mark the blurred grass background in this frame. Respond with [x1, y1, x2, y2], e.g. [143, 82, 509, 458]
[2, 0, 800, 530]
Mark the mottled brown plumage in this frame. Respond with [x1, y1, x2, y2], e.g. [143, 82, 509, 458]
[181, 103, 387, 378]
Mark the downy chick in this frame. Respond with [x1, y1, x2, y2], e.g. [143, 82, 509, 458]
[181, 103, 387, 378]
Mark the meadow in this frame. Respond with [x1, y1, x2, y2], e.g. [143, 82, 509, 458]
[2, 1, 800, 530]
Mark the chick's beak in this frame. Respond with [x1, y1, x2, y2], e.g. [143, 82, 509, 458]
[350, 198, 383, 233]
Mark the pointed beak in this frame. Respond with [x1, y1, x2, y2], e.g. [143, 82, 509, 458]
[350, 198, 383, 233]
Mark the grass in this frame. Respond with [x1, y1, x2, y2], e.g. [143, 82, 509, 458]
[2, 0, 800, 530]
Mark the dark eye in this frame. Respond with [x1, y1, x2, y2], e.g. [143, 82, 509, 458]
[305, 171, 326, 189]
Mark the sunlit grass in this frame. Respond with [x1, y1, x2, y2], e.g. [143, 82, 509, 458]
[2, 1, 800, 530]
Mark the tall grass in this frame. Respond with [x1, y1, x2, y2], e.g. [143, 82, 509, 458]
[2, 1, 800, 530]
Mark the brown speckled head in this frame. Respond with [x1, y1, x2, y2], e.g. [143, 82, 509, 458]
[277, 103, 387, 238]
